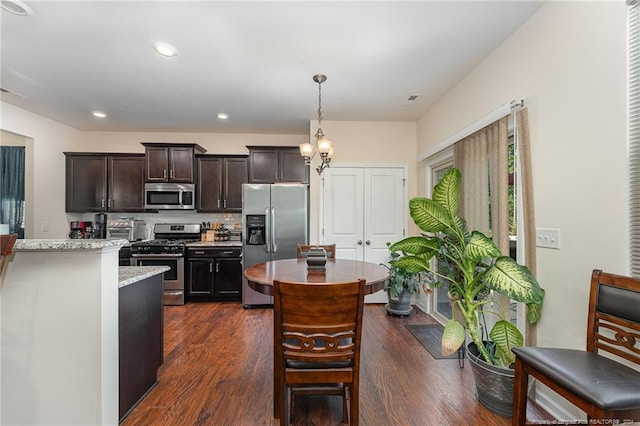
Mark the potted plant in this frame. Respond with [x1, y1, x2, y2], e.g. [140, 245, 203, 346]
[383, 247, 425, 316]
[388, 167, 544, 417]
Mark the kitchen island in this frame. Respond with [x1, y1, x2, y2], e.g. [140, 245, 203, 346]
[1, 239, 167, 426]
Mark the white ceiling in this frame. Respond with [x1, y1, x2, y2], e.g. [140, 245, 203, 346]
[0, 1, 543, 135]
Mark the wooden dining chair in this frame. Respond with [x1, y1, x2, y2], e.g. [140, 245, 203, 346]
[0, 233, 18, 275]
[273, 278, 366, 425]
[512, 269, 640, 425]
[296, 244, 336, 259]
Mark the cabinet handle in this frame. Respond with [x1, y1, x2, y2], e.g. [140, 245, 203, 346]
[209, 261, 213, 273]
[366, 240, 371, 245]
[223, 199, 227, 208]
[108, 199, 113, 208]
[101, 199, 105, 208]
[163, 169, 167, 179]
[222, 251, 234, 255]
[216, 262, 220, 273]
[357, 240, 363, 245]
[194, 251, 205, 255]
[170, 169, 174, 179]
[217, 199, 221, 209]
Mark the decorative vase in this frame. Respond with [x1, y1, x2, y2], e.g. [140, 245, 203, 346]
[466, 342, 515, 418]
[385, 288, 413, 316]
[306, 247, 327, 273]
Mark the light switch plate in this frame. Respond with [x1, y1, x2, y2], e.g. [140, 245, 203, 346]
[536, 228, 560, 249]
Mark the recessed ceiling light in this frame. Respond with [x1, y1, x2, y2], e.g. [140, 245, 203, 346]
[217, 113, 229, 120]
[153, 42, 177, 57]
[1, 0, 33, 16]
[92, 111, 108, 118]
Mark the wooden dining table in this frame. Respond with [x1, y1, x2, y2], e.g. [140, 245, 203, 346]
[243, 257, 390, 296]
[243, 257, 390, 419]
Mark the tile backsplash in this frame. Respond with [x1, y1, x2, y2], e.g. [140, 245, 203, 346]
[67, 211, 242, 240]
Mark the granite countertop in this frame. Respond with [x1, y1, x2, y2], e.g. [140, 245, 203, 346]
[187, 241, 242, 247]
[119, 266, 170, 288]
[14, 238, 129, 251]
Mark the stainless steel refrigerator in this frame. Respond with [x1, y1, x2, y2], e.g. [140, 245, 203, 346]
[242, 183, 309, 307]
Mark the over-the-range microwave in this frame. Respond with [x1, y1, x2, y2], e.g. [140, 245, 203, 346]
[144, 183, 195, 210]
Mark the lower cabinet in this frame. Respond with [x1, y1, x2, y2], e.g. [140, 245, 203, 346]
[119, 273, 164, 421]
[187, 247, 242, 301]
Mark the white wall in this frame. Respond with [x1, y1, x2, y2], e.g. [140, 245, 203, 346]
[0, 102, 86, 238]
[307, 120, 417, 244]
[82, 131, 307, 154]
[415, 2, 627, 419]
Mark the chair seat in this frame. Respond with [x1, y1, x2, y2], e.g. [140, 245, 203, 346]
[287, 360, 352, 369]
[513, 347, 640, 410]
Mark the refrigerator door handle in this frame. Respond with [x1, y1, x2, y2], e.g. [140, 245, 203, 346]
[265, 207, 271, 253]
[271, 207, 277, 253]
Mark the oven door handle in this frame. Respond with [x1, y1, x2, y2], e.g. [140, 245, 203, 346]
[131, 253, 184, 258]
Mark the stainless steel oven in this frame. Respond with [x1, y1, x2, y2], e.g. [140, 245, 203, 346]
[130, 254, 185, 305]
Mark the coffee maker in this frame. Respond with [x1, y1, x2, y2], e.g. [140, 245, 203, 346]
[94, 213, 107, 239]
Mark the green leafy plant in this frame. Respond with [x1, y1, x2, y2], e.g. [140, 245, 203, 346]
[389, 167, 544, 367]
[383, 246, 426, 298]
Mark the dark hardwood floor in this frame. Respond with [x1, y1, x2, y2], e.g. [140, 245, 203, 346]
[122, 303, 552, 425]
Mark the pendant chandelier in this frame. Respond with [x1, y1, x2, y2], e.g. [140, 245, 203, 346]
[299, 74, 334, 175]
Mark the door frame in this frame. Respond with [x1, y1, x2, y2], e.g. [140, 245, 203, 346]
[319, 163, 408, 304]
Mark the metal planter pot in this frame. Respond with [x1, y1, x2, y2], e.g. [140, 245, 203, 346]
[466, 342, 515, 418]
[385, 289, 413, 316]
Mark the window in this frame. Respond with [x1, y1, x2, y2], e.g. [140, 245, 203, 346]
[629, 0, 640, 276]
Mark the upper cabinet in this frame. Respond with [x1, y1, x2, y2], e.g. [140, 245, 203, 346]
[196, 156, 248, 212]
[65, 153, 146, 212]
[142, 143, 206, 183]
[247, 146, 308, 184]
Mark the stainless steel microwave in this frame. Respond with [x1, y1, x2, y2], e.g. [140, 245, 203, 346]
[144, 183, 196, 210]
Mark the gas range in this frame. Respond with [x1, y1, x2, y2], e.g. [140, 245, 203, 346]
[131, 238, 199, 255]
[131, 223, 201, 256]
[129, 223, 202, 306]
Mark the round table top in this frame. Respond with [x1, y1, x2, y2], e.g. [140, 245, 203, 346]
[243, 258, 390, 296]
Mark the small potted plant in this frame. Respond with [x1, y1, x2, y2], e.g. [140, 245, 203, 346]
[388, 167, 545, 417]
[383, 247, 425, 316]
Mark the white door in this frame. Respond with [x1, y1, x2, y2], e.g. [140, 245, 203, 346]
[322, 166, 406, 303]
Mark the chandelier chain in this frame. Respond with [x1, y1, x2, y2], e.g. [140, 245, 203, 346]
[317, 79, 323, 127]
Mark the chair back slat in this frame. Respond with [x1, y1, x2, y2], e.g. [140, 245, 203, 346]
[296, 244, 337, 259]
[587, 270, 640, 364]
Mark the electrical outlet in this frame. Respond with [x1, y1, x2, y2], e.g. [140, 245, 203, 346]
[536, 228, 560, 249]
[41, 221, 49, 232]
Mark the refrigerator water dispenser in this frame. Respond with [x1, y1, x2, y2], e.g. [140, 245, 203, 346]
[246, 215, 266, 245]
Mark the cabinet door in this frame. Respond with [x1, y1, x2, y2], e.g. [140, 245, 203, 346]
[108, 156, 145, 212]
[169, 147, 195, 182]
[223, 157, 247, 212]
[65, 155, 108, 212]
[197, 157, 222, 212]
[279, 148, 308, 183]
[188, 259, 214, 296]
[249, 149, 279, 183]
[146, 147, 169, 182]
[214, 258, 242, 299]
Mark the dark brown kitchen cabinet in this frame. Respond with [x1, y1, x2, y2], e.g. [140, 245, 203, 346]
[142, 143, 206, 183]
[247, 146, 308, 184]
[196, 155, 247, 212]
[119, 273, 163, 421]
[65, 153, 145, 212]
[187, 247, 242, 301]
